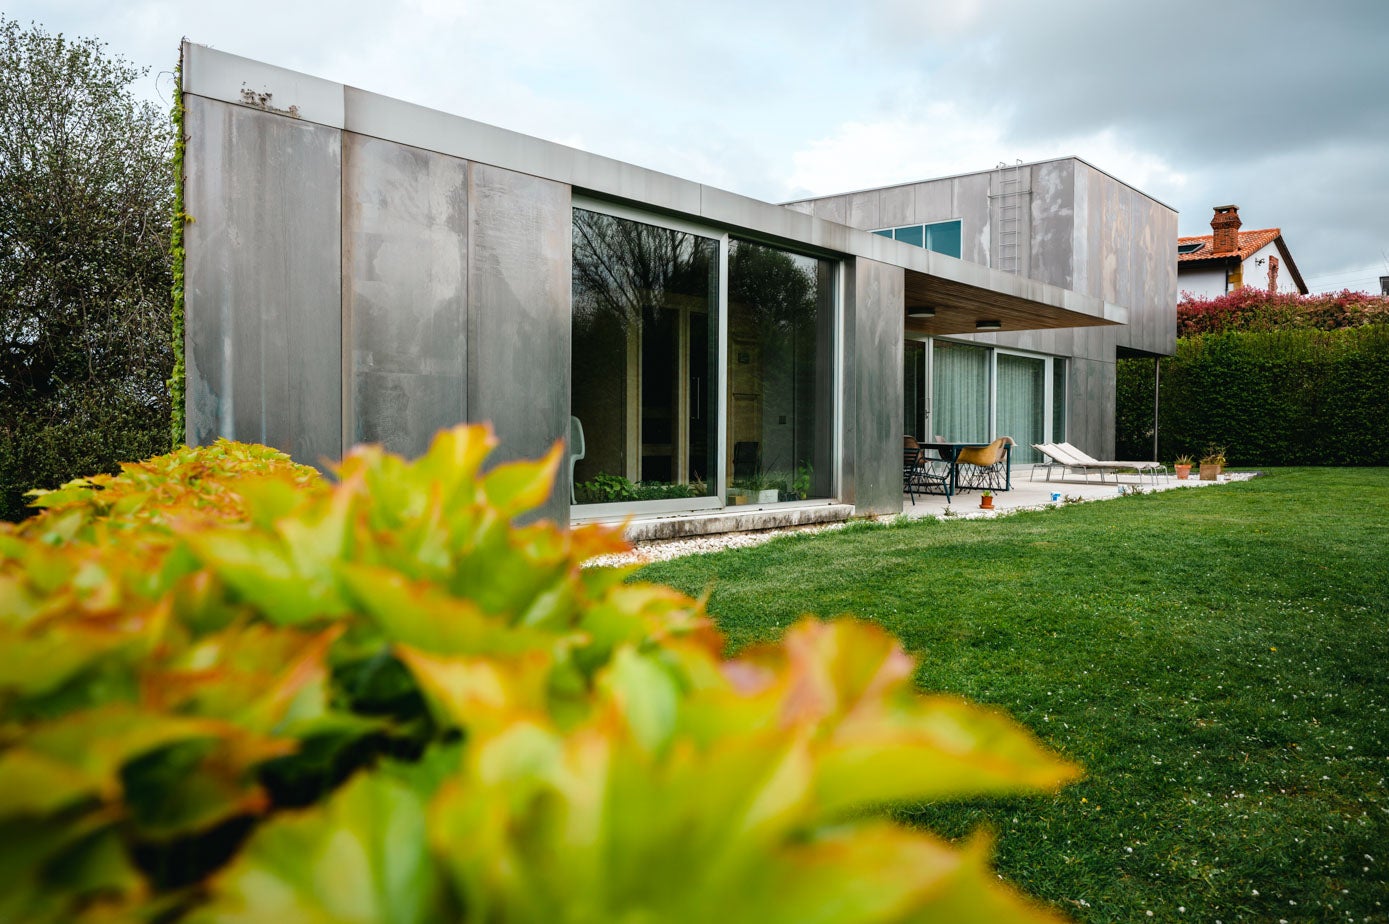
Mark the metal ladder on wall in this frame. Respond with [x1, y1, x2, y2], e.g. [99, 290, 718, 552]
[990, 160, 1030, 275]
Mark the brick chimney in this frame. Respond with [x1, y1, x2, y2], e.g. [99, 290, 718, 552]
[1211, 205, 1241, 254]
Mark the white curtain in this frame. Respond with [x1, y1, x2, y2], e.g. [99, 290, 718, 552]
[932, 341, 989, 443]
[996, 354, 1045, 463]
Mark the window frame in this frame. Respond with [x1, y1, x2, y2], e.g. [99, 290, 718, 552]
[570, 196, 842, 520]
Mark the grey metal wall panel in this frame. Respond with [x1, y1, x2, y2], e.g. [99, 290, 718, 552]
[847, 192, 881, 231]
[1067, 357, 1117, 459]
[467, 163, 571, 520]
[846, 258, 905, 515]
[1071, 162, 1091, 297]
[879, 186, 915, 227]
[343, 133, 469, 458]
[1031, 161, 1075, 290]
[184, 43, 345, 129]
[953, 173, 992, 265]
[914, 181, 954, 223]
[184, 96, 342, 466]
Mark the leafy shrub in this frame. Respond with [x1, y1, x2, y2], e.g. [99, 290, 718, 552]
[574, 472, 638, 504]
[0, 425, 1079, 922]
[576, 474, 702, 503]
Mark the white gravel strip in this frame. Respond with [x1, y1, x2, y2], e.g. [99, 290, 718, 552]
[585, 471, 1259, 569]
[584, 520, 852, 568]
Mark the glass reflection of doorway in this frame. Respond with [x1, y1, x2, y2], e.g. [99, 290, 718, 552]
[571, 207, 718, 507]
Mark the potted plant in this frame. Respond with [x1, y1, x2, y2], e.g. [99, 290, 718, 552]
[979, 489, 994, 510]
[1199, 445, 1226, 481]
[1174, 454, 1193, 480]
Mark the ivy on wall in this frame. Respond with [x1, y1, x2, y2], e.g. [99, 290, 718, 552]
[169, 51, 187, 449]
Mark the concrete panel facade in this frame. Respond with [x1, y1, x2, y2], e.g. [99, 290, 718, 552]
[184, 97, 342, 466]
[845, 258, 906, 514]
[466, 163, 572, 521]
[343, 133, 469, 458]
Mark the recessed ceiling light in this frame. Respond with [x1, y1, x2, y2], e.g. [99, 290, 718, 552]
[976, 319, 1003, 331]
[907, 307, 935, 318]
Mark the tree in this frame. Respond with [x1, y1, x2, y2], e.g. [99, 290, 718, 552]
[0, 16, 173, 521]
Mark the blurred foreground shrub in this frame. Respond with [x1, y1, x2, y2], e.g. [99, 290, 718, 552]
[0, 426, 1079, 922]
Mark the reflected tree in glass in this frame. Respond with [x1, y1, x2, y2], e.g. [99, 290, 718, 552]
[727, 239, 833, 502]
[570, 209, 717, 504]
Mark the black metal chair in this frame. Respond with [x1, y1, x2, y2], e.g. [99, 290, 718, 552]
[904, 436, 950, 503]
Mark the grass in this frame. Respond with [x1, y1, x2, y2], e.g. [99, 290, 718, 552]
[637, 468, 1389, 923]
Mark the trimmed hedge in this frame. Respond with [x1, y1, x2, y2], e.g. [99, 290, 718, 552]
[1117, 325, 1389, 465]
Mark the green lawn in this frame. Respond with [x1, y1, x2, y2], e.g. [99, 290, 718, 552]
[637, 468, 1389, 923]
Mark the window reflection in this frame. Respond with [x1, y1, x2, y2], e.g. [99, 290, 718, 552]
[570, 208, 717, 505]
[726, 239, 834, 503]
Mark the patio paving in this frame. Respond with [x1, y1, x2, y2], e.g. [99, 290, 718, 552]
[901, 464, 1254, 519]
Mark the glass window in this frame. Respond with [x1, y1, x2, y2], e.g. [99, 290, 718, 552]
[893, 225, 924, 248]
[727, 239, 835, 503]
[873, 221, 963, 259]
[996, 353, 1045, 464]
[571, 208, 718, 505]
[924, 220, 962, 259]
[904, 340, 927, 441]
[1052, 358, 1068, 443]
[932, 341, 989, 443]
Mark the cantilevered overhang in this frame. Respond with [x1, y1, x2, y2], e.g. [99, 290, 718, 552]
[894, 247, 1128, 336]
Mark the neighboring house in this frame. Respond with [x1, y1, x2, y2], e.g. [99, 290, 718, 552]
[785, 158, 1177, 464]
[179, 43, 1172, 538]
[1177, 205, 1308, 297]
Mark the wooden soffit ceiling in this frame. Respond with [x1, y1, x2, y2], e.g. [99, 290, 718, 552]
[903, 269, 1122, 336]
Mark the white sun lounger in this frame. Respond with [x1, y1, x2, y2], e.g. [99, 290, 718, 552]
[1031, 443, 1168, 486]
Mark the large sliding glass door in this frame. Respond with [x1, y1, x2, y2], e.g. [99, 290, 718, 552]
[572, 204, 837, 514]
[727, 239, 835, 503]
[917, 339, 1066, 464]
[571, 207, 719, 508]
[996, 353, 1045, 464]
[904, 340, 927, 441]
[932, 341, 990, 443]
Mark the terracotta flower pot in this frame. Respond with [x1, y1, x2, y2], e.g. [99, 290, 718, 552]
[1175, 464, 1191, 480]
[980, 495, 994, 510]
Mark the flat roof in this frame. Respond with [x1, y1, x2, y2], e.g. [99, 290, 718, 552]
[783, 155, 1178, 215]
[182, 41, 1126, 333]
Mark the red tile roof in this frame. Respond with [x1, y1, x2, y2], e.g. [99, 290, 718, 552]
[1177, 227, 1281, 263]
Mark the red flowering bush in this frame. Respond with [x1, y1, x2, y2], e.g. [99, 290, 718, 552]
[1178, 288, 1389, 337]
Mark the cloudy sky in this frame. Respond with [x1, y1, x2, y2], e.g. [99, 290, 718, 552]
[12, 0, 1388, 293]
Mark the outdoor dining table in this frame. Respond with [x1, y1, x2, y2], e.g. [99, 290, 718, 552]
[919, 441, 1013, 496]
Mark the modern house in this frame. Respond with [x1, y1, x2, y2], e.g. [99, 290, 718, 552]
[784, 158, 1177, 465]
[180, 43, 1174, 537]
[1177, 205, 1308, 297]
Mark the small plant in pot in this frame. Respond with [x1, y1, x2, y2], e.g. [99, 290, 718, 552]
[1199, 445, 1226, 481]
[1174, 453, 1193, 480]
[979, 489, 994, 510]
